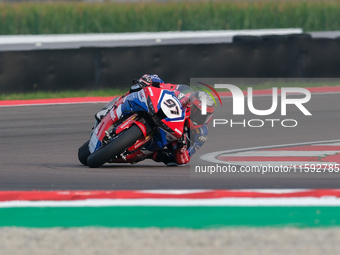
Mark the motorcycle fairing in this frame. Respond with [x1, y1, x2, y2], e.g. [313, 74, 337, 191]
[156, 90, 186, 138]
[88, 86, 187, 158]
[89, 131, 102, 153]
[124, 90, 148, 113]
[88, 113, 114, 153]
[88, 90, 150, 154]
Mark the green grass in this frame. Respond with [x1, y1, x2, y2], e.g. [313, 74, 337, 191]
[1, 206, 340, 228]
[1, 81, 339, 100]
[1, 1, 340, 35]
[0, 88, 127, 101]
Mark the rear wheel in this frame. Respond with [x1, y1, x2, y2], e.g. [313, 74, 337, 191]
[87, 125, 144, 168]
[78, 140, 90, 166]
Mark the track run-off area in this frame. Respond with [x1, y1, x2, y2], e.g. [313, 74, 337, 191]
[1, 189, 340, 228]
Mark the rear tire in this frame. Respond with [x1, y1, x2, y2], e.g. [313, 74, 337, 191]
[87, 125, 144, 168]
[78, 140, 91, 166]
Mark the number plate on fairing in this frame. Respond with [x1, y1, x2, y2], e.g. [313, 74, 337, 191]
[159, 92, 183, 120]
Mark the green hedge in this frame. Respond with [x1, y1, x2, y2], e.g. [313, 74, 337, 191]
[1, 1, 340, 35]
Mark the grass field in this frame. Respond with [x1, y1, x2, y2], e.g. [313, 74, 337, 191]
[1, 1, 340, 35]
[0, 88, 128, 101]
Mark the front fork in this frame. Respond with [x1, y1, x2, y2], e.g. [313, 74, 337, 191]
[115, 114, 148, 137]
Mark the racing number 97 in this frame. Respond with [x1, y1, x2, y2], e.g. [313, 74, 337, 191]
[164, 99, 179, 115]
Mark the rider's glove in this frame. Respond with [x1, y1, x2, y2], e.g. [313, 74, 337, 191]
[173, 134, 190, 164]
[174, 149, 190, 165]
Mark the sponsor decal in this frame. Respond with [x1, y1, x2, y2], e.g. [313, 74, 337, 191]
[120, 120, 130, 129]
[175, 128, 182, 135]
[148, 86, 154, 97]
[133, 140, 145, 150]
[136, 122, 146, 135]
[138, 90, 146, 103]
[197, 135, 207, 143]
[110, 110, 117, 120]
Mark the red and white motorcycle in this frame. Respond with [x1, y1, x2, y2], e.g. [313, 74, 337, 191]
[78, 85, 191, 168]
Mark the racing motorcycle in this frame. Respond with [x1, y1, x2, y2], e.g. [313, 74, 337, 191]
[78, 85, 191, 168]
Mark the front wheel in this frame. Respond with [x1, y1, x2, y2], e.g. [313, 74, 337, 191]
[87, 125, 144, 168]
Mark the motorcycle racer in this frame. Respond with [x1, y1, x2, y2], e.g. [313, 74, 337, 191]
[94, 74, 215, 166]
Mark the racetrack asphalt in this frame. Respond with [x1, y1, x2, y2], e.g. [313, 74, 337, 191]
[0, 92, 339, 190]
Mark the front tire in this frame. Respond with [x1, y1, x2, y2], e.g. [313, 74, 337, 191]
[87, 125, 144, 168]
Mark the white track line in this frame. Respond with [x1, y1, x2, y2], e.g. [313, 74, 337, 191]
[137, 189, 211, 194]
[201, 139, 340, 165]
[313, 142, 340, 146]
[231, 189, 311, 194]
[0, 197, 340, 208]
[212, 161, 339, 167]
[138, 189, 310, 194]
[1, 197, 340, 207]
[219, 151, 339, 157]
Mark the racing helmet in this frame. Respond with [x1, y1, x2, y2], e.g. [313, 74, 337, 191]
[138, 74, 164, 88]
[138, 74, 153, 87]
[188, 91, 215, 129]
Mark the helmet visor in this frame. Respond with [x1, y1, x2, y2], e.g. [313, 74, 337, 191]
[190, 104, 211, 126]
